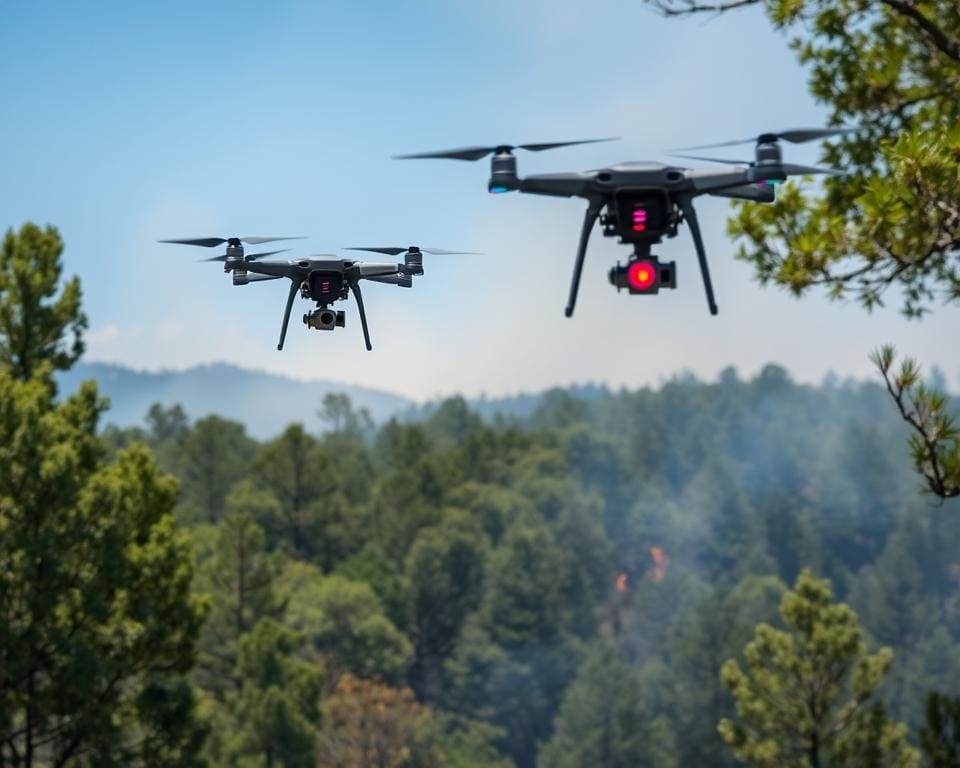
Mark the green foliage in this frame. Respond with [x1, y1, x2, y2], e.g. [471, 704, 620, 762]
[481, 516, 570, 648]
[318, 391, 373, 439]
[537, 641, 659, 768]
[0, 223, 86, 381]
[210, 618, 323, 768]
[179, 415, 257, 521]
[920, 692, 960, 768]
[0, 370, 207, 765]
[654, 0, 960, 315]
[663, 575, 785, 767]
[872, 346, 960, 498]
[406, 511, 488, 699]
[281, 567, 412, 686]
[193, 504, 284, 697]
[718, 569, 918, 768]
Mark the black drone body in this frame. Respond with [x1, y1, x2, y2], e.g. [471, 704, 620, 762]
[397, 128, 853, 316]
[158, 237, 472, 351]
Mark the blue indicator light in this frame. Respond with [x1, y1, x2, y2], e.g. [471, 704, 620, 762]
[489, 186, 509, 194]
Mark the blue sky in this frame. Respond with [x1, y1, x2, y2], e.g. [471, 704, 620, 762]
[2, 0, 957, 400]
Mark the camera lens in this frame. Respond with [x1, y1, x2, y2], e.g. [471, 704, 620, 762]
[320, 311, 335, 325]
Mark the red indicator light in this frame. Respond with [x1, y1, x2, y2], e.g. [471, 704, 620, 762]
[633, 209, 647, 222]
[627, 260, 656, 290]
[321, 281, 330, 293]
[632, 223, 647, 232]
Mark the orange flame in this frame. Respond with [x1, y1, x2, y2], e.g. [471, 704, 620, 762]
[615, 572, 628, 593]
[649, 546, 669, 582]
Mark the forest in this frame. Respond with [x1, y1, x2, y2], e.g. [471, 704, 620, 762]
[4, 246, 960, 764]
[4, 0, 960, 765]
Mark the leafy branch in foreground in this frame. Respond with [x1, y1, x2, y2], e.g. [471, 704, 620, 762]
[871, 345, 960, 498]
[647, 0, 960, 317]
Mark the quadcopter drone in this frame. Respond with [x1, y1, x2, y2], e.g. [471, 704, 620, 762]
[158, 237, 473, 351]
[397, 127, 853, 316]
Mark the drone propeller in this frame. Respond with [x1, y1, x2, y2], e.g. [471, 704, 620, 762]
[393, 138, 617, 162]
[670, 153, 752, 166]
[159, 236, 306, 248]
[345, 246, 481, 256]
[201, 248, 291, 262]
[671, 154, 841, 176]
[672, 127, 859, 151]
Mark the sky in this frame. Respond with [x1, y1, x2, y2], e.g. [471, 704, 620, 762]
[1, 0, 957, 401]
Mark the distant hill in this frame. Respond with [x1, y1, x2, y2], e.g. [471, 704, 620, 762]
[57, 361, 414, 439]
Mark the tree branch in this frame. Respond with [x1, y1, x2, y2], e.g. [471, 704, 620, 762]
[879, 0, 960, 63]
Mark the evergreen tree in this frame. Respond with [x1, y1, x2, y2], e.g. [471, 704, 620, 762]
[0, 223, 206, 766]
[0, 223, 85, 381]
[920, 692, 960, 768]
[538, 641, 659, 768]
[194, 503, 283, 697]
[212, 618, 322, 768]
[406, 511, 488, 700]
[179, 415, 256, 521]
[718, 570, 918, 768]
[281, 567, 412, 687]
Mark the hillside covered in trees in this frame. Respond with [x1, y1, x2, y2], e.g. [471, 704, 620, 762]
[99, 371, 960, 766]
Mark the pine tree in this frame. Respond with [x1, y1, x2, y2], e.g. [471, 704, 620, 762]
[0, 222, 207, 766]
[0, 223, 85, 381]
[718, 570, 918, 768]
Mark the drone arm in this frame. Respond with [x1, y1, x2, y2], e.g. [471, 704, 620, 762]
[517, 173, 593, 198]
[245, 260, 300, 278]
[348, 277, 373, 351]
[358, 262, 401, 277]
[685, 168, 754, 194]
[564, 197, 605, 318]
[678, 197, 718, 316]
[708, 184, 775, 203]
[277, 278, 303, 351]
[233, 272, 283, 285]
[364, 274, 413, 287]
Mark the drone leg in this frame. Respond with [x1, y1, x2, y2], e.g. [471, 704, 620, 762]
[277, 278, 303, 350]
[679, 197, 718, 316]
[564, 197, 604, 318]
[348, 278, 373, 351]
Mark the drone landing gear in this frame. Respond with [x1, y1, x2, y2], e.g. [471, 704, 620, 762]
[277, 278, 304, 351]
[678, 197, 718, 316]
[564, 197, 604, 318]
[347, 278, 373, 351]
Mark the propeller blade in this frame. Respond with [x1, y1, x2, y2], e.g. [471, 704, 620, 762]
[419, 247, 483, 255]
[672, 126, 860, 151]
[394, 138, 617, 162]
[200, 248, 292, 263]
[670, 153, 752, 166]
[345, 247, 481, 256]
[517, 138, 618, 152]
[346, 247, 408, 256]
[394, 146, 499, 161]
[159, 237, 226, 248]
[241, 236, 306, 245]
[777, 127, 860, 143]
[160, 236, 305, 247]
[245, 249, 291, 261]
[780, 163, 845, 176]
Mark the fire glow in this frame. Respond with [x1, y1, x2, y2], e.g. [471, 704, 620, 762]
[649, 547, 669, 582]
[615, 572, 628, 593]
